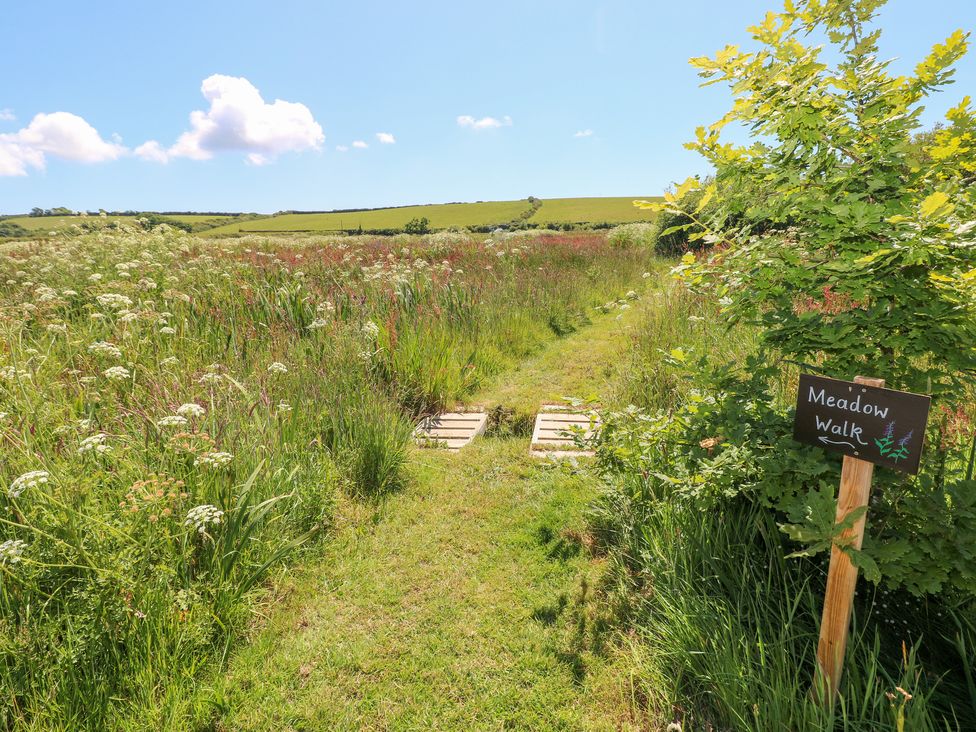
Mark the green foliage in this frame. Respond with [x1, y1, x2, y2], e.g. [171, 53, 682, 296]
[606, 222, 656, 249]
[403, 216, 431, 235]
[667, 1, 976, 400]
[601, 2, 976, 725]
[0, 222, 28, 238]
[645, 0, 976, 591]
[649, 185, 714, 256]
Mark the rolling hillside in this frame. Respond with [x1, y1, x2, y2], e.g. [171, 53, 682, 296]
[1, 197, 664, 239]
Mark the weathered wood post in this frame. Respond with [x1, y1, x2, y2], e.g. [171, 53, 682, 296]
[814, 375, 884, 702]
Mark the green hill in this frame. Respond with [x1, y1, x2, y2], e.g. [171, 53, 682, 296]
[1, 197, 665, 239]
[201, 200, 533, 236]
[529, 196, 659, 224]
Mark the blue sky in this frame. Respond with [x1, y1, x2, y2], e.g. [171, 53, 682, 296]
[1, 0, 973, 214]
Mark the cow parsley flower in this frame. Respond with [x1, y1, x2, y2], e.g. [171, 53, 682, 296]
[96, 293, 133, 310]
[267, 362, 288, 375]
[195, 451, 233, 469]
[198, 372, 222, 386]
[0, 539, 26, 566]
[176, 403, 205, 419]
[78, 433, 112, 455]
[89, 341, 123, 359]
[307, 318, 328, 330]
[184, 504, 224, 533]
[276, 401, 292, 413]
[361, 321, 380, 339]
[103, 366, 131, 382]
[159, 326, 176, 335]
[156, 415, 189, 429]
[9, 470, 49, 498]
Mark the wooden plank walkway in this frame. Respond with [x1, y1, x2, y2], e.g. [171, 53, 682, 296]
[530, 405, 600, 457]
[414, 412, 488, 452]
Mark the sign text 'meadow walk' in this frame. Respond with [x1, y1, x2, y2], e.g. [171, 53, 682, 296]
[793, 373, 931, 474]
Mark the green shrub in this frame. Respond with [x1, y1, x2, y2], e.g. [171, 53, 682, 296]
[404, 216, 430, 235]
[607, 222, 656, 249]
[649, 186, 714, 256]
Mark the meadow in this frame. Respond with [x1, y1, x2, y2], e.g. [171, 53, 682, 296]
[0, 223, 654, 729]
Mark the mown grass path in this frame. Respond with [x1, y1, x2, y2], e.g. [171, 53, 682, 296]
[215, 307, 646, 731]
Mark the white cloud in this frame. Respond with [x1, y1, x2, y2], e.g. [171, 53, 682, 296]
[0, 109, 14, 122]
[457, 114, 512, 130]
[376, 132, 395, 144]
[0, 111, 125, 176]
[335, 144, 349, 152]
[574, 129, 594, 138]
[352, 140, 368, 149]
[133, 140, 168, 163]
[139, 74, 324, 165]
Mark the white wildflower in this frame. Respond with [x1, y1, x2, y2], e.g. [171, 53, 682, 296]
[96, 293, 133, 310]
[0, 539, 26, 566]
[184, 504, 224, 533]
[46, 323, 68, 335]
[88, 341, 123, 359]
[103, 366, 131, 382]
[8, 470, 49, 498]
[307, 318, 328, 330]
[267, 362, 288, 375]
[176, 403, 205, 419]
[276, 400, 292, 414]
[159, 326, 176, 335]
[195, 451, 234, 469]
[160, 356, 179, 368]
[198, 372, 222, 386]
[78, 433, 112, 455]
[361, 321, 380, 339]
[0, 366, 31, 382]
[156, 415, 189, 429]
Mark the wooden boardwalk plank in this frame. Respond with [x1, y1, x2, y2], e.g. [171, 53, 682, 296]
[530, 405, 600, 457]
[415, 412, 488, 452]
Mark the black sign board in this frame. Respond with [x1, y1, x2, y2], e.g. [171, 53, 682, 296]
[793, 374, 931, 474]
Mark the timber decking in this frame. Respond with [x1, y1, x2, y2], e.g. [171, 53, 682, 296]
[530, 405, 599, 457]
[414, 412, 488, 452]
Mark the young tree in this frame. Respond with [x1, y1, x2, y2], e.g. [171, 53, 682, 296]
[404, 216, 431, 235]
[646, 0, 976, 401]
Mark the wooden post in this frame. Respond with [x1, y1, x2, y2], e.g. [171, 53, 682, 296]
[814, 375, 885, 703]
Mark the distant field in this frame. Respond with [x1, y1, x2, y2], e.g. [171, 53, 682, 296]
[1, 197, 665, 239]
[530, 196, 661, 224]
[0, 213, 256, 236]
[2, 215, 140, 231]
[203, 196, 662, 236]
[202, 200, 533, 235]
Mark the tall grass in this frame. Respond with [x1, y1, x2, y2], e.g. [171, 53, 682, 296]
[0, 225, 654, 729]
[592, 267, 976, 730]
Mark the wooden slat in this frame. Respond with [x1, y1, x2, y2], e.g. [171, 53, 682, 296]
[530, 406, 600, 458]
[414, 412, 487, 451]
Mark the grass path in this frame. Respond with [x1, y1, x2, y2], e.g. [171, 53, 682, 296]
[215, 307, 647, 731]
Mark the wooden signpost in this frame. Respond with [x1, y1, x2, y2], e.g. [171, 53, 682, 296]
[792, 374, 931, 702]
